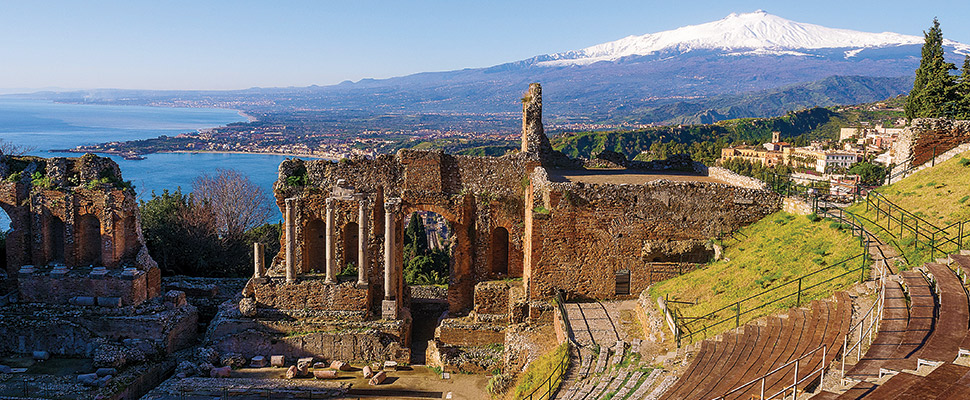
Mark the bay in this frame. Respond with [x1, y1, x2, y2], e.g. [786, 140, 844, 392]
[0, 99, 296, 228]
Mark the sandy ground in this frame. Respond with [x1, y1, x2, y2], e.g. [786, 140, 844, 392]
[547, 169, 727, 185]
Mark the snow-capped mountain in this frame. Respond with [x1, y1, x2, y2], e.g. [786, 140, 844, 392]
[536, 10, 969, 66]
[16, 11, 961, 125]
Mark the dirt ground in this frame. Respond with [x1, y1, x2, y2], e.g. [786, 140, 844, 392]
[146, 364, 488, 400]
[547, 169, 727, 185]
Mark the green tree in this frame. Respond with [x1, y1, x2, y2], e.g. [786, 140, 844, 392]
[402, 212, 449, 285]
[848, 162, 887, 186]
[956, 55, 970, 119]
[906, 18, 957, 119]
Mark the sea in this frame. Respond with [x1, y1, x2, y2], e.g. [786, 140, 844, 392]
[0, 98, 298, 228]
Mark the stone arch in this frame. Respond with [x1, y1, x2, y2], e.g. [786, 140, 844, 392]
[343, 222, 359, 271]
[399, 203, 472, 314]
[489, 227, 509, 277]
[303, 219, 326, 273]
[76, 214, 101, 266]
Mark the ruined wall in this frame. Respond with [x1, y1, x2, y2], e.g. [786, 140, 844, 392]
[895, 118, 970, 167]
[249, 279, 368, 312]
[269, 150, 533, 314]
[0, 155, 161, 306]
[526, 168, 780, 300]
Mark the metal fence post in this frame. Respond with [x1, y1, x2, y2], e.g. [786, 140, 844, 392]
[736, 302, 741, 328]
[797, 278, 802, 307]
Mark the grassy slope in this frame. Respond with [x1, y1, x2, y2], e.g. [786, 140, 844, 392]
[846, 148, 970, 266]
[650, 212, 863, 342]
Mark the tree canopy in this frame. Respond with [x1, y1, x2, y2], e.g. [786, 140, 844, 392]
[905, 18, 968, 119]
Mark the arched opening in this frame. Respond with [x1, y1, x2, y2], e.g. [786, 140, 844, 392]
[0, 208, 11, 272]
[112, 215, 136, 263]
[77, 214, 102, 266]
[342, 222, 359, 276]
[49, 216, 66, 263]
[303, 219, 325, 273]
[402, 209, 453, 365]
[490, 227, 509, 277]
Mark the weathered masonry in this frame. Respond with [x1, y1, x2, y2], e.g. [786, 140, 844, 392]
[217, 83, 780, 367]
[0, 154, 197, 358]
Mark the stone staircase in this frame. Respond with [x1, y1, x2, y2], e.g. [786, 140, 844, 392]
[557, 338, 671, 400]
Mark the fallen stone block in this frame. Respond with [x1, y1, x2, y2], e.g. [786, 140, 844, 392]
[313, 370, 338, 379]
[362, 365, 374, 379]
[0, 365, 11, 374]
[95, 368, 117, 377]
[77, 373, 99, 386]
[97, 375, 112, 387]
[383, 361, 398, 371]
[271, 355, 285, 368]
[297, 357, 313, 374]
[97, 297, 122, 307]
[250, 356, 267, 368]
[221, 353, 247, 369]
[32, 351, 50, 361]
[312, 362, 328, 369]
[369, 370, 387, 385]
[330, 360, 350, 371]
[70, 296, 96, 306]
[210, 366, 231, 378]
[285, 365, 299, 379]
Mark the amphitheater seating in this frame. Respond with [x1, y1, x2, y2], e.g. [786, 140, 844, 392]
[880, 271, 935, 373]
[912, 263, 969, 364]
[659, 294, 852, 400]
[845, 281, 908, 379]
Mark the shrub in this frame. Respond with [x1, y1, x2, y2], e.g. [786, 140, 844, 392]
[486, 373, 514, 395]
[5, 172, 20, 182]
[806, 213, 822, 222]
[959, 158, 970, 167]
[533, 205, 550, 214]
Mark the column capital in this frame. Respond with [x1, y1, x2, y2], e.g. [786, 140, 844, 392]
[384, 198, 401, 214]
[325, 197, 335, 209]
[284, 197, 298, 207]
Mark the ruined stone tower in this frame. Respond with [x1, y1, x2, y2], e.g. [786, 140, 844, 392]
[521, 83, 553, 154]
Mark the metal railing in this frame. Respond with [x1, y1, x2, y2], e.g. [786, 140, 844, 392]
[520, 341, 571, 400]
[712, 344, 829, 400]
[865, 191, 970, 260]
[674, 252, 867, 345]
[839, 266, 886, 380]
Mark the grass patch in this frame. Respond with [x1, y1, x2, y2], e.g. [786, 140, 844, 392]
[846, 148, 970, 267]
[510, 342, 569, 400]
[650, 211, 862, 343]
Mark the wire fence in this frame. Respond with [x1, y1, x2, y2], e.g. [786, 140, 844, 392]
[864, 191, 970, 260]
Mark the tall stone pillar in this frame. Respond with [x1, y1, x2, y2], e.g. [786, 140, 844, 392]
[383, 201, 396, 299]
[325, 198, 336, 283]
[284, 197, 297, 283]
[382, 200, 398, 319]
[520, 83, 551, 154]
[253, 242, 265, 279]
[357, 198, 368, 286]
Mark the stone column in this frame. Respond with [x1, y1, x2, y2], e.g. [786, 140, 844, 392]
[284, 198, 297, 283]
[325, 197, 336, 283]
[383, 201, 396, 299]
[357, 198, 368, 286]
[253, 242, 265, 279]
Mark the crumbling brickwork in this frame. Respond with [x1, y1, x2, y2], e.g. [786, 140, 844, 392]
[0, 154, 160, 306]
[894, 118, 970, 167]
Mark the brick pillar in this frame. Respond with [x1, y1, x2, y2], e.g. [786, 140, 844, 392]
[325, 197, 336, 283]
[285, 197, 297, 283]
[253, 242, 265, 279]
[357, 198, 368, 286]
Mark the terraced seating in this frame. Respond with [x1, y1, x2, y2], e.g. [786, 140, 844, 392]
[845, 281, 908, 379]
[912, 263, 969, 365]
[659, 294, 852, 400]
[880, 271, 935, 373]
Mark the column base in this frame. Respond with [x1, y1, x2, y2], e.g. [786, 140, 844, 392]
[382, 300, 398, 320]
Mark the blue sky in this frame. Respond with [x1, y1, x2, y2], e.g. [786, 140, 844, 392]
[1, 0, 967, 91]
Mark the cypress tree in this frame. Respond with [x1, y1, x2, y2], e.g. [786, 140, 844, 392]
[906, 18, 956, 119]
[956, 55, 970, 119]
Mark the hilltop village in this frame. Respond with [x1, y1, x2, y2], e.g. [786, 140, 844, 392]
[0, 83, 969, 399]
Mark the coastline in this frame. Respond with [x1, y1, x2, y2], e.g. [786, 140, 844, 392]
[162, 150, 335, 160]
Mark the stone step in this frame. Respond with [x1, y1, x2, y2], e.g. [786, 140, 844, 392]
[614, 370, 645, 399]
[644, 374, 677, 400]
[630, 368, 663, 399]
